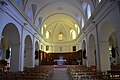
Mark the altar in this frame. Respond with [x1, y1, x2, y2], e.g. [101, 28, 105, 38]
[54, 59, 66, 65]
[54, 56, 66, 65]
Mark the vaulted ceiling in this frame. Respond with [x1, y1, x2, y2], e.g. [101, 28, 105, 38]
[24, 0, 93, 43]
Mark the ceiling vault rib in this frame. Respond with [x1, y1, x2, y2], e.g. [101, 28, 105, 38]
[46, 21, 74, 30]
[52, 23, 59, 42]
[62, 23, 68, 41]
[23, 0, 28, 11]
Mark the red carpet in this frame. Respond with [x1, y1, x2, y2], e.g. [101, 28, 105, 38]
[53, 65, 67, 68]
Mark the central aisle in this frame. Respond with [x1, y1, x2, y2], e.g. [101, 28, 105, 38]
[50, 67, 70, 80]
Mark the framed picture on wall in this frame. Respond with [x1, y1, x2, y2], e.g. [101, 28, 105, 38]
[73, 46, 76, 51]
[46, 45, 49, 51]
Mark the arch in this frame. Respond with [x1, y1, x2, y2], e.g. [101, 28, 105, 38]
[99, 21, 115, 41]
[109, 32, 119, 66]
[1, 23, 20, 72]
[99, 21, 116, 71]
[24, 35, 33, 68]
[88, 34, 96, 66]
[35, 41, 39, 66]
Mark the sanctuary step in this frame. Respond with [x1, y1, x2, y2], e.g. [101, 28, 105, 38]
[53, 65, 67, 68]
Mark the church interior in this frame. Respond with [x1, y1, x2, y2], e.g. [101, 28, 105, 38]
[0, 0, 120, 80]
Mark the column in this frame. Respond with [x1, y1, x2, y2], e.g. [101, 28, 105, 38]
[99, 41, 111, 71]
[95, 24, 101, 71]
[24, 46, 33, 68]
[87, 46, 95, 67]
[10, 42, 20, 72]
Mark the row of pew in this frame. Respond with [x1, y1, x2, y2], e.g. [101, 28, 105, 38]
[0, 65, 54, 80]
[67, 65, 120, 80]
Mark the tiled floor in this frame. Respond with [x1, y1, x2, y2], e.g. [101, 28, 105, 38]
[50, 68, 70, 80]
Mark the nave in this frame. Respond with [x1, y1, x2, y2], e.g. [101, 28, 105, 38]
[0, 0, 120, 80]
[0, 65, 120, 80]
[50, 66, 69, 80]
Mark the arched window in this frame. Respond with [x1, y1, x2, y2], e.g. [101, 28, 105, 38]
[58, 32, 63, 41]
[78, 26, 80, 34]
[46, 31, 50, 39]
[99, 0, 101, 3]
[82, 18, 85, 28]
[41, 24, 46, 35]
[87, 4, 91, 19]
[41, 27, 44, 35]
[70, 29, 76, 40]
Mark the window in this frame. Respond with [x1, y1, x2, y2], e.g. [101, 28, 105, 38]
[87, 4, 91, 19]
[41, 27, 43, 35]
[82, 18, 85, 28]
[41, 45, 43, 50]
[99, 0, 101, 3]
[46, 31, 50, 39]
[70, 29, 76, 40]
[58, 32, 63, 41]
[41, 24, 46, 35]
[75, 24, 78, 29]
[78, 26, 80, 34]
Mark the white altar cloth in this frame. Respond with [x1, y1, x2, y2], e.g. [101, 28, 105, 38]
[54, 59, 66, 65]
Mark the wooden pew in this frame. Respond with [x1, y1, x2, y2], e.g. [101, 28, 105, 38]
[67, 65, 103, 80]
